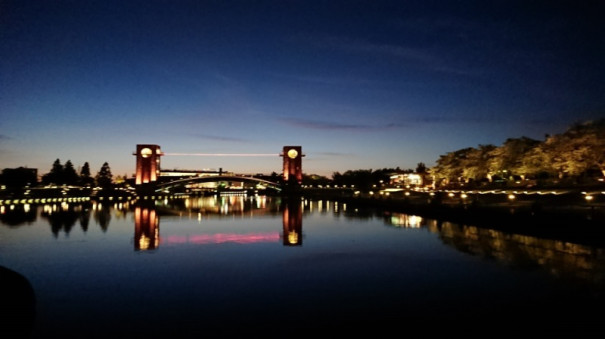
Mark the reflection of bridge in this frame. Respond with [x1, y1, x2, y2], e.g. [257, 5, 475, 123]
[134, 144, 304, 195]
[134, 197, 303, 251]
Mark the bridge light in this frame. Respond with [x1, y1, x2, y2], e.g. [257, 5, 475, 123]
[140, 148, 153, 158]
[287, 149, 298, 159]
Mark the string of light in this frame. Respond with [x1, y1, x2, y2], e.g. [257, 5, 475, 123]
[163, 153, 279, 157]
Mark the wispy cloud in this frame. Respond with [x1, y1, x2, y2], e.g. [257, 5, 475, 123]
[268, 72, 374, 87]
[334, 38, 439, 65]
[409, 116, 472, 124]
[316, 151, 355, 157]
[308, 36, 480, 77]
[192, 134, 249, 143]
[281, 117, 403, 131]
[0, 134, 9, 141]
[408, 115, 562, 126]
[285, 114, 536, 131]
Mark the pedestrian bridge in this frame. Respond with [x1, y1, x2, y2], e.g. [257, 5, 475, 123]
[155, 175, 282, 193]
[134, 144, 303, 195]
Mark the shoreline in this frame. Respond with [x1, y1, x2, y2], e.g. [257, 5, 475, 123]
[2, 188, 604, 247]
[302, 190, 605, 247]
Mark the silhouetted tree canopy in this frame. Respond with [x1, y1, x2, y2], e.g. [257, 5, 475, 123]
[95, 162, 113, 189]
[303, 174, 330, 186]
[42, 159, 64, 185]
[79, 162, 95, 187]
[63, 160, 79, 186]
[332, 168, 399, 190]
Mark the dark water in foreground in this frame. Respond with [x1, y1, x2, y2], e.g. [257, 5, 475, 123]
[1, 195, 604, 337]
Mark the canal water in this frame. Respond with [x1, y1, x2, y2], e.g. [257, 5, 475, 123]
[0, 195, 603, 337]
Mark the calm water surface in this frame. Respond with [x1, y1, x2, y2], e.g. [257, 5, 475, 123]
[1, 195, 603, 337]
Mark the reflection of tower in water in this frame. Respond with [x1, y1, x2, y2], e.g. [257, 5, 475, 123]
[134, 207, 159, 251]
[282, 201, 303, 246]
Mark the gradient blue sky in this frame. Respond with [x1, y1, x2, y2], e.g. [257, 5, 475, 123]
[1, 0, 604, 177]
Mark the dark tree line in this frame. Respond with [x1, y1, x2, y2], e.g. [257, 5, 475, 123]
[40, 159, 113, 188]
[332, 168, 393, 190]
[431, 119, 605, 187]
[0, 167, 37, 192]
[300, 164, 425, 190]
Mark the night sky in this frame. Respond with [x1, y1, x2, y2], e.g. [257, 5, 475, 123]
[1, 0, 604, 177]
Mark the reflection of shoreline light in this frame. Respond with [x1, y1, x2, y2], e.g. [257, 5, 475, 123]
[390, 214, 423, 228]
[165, 232, 280, 245]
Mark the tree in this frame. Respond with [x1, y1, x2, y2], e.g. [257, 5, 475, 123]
[63, 160, 79, 186]
[432, 148, 473, 186]
[416, 162, 427, 174]
[518, 143, 555, 179]
[302, 174, 330, 186]
[331, 169, 375, 190]
[269, 171, 282, 184]
[462, 145, 496, 182]
[42, 159, 64, 185]
[95, 162, 113, 189]
[79, 162, 95, 187]
[555, 119, 605, 177]
[488, 137, 541, 180]
[431, 118, 605, 187]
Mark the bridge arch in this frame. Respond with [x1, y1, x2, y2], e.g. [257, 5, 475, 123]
[155, 175, 282, 193]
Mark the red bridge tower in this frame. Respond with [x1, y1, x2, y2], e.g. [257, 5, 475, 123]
[281, 146, 304, 185]
[134, 144, 163, 194]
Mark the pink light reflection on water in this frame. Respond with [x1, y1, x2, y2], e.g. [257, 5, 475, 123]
[165, 232, 280, 245]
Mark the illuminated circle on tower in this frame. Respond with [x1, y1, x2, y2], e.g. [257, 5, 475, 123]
[287, 149, 298, 159]
[140, 148, 153, 158]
